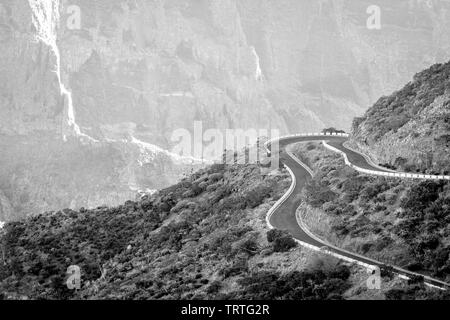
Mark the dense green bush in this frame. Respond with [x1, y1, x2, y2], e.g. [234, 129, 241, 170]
[206, 281, 222, 294]
[244, 184, 273, 208]
[266, 229, 285, 243]
[266, 229, 297, 252]
[273, 236, 297, 253]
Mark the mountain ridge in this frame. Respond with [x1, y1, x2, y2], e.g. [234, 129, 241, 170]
[351, 60, 450, 174]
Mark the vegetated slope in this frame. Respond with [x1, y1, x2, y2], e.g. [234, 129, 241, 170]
[0, 162, 356, 300]
[293, 142, 450, 300]
[351, 60, 450, 174]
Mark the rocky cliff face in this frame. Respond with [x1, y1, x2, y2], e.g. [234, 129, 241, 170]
[351, 60, 450, 174]
[1, 0, 450, 220]
[237, 0, 450, 130]
[0, 0, 207, 221]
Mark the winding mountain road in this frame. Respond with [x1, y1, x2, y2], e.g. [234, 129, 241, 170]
[265, 134, 450, 290]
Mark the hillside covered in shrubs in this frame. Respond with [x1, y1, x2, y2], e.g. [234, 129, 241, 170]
[0, 162, 359, 300]
[293, 142, 450, 300]
[351, 60, 450, 175]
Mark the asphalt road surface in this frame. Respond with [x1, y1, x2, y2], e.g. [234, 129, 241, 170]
[266, 135, 450, 290]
